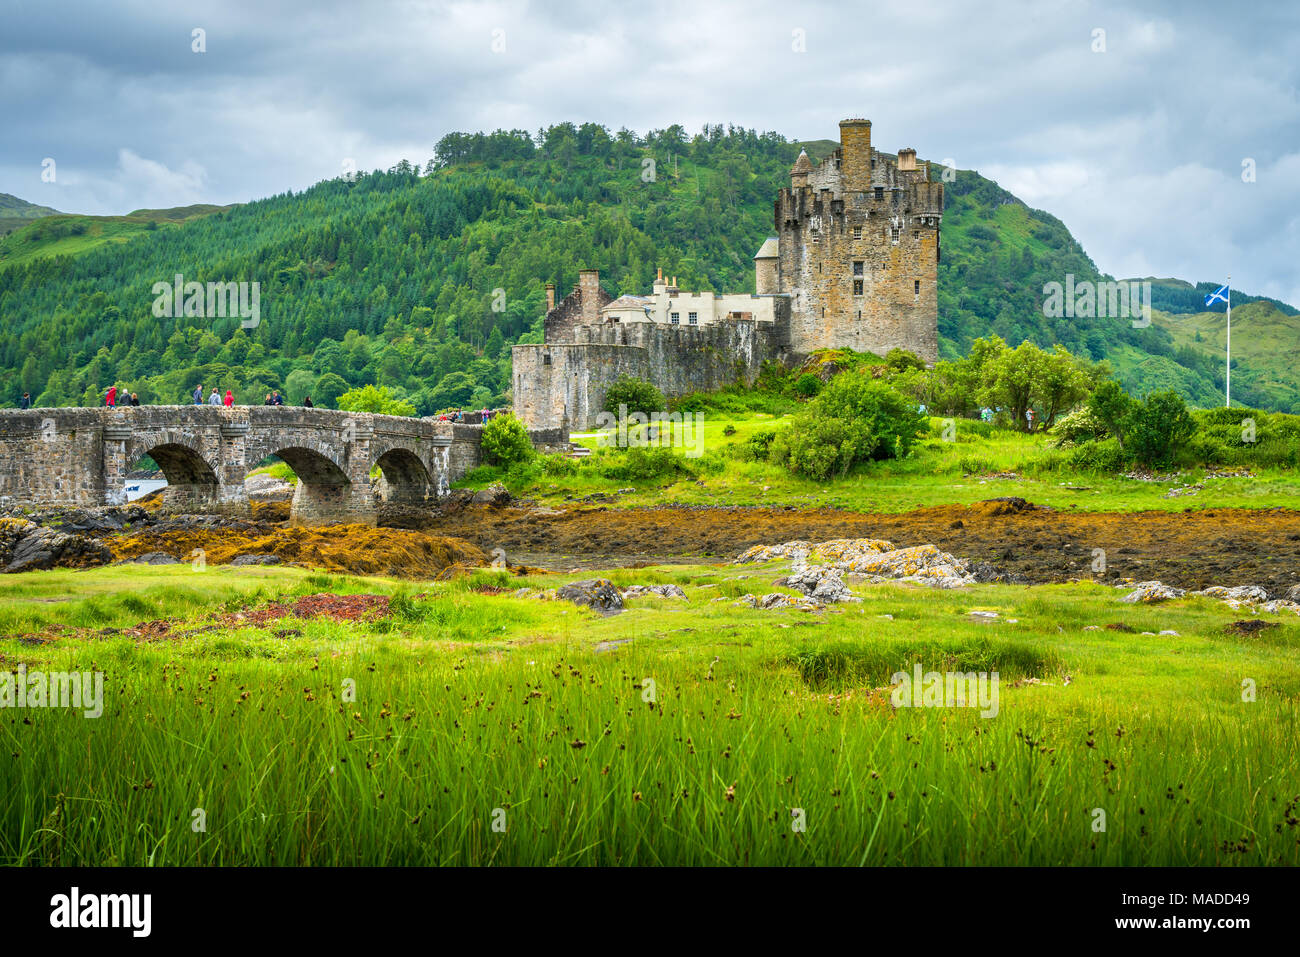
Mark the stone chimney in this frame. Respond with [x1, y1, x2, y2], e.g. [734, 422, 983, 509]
[897, 148, 917, 172]
[652, 268, 666, 295]
[545, 282, 555, 312]
[578, 269, 601, 324]
[838, 118, 872, 192]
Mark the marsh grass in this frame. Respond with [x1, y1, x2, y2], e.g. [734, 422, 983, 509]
[1, 564, 1297, 865]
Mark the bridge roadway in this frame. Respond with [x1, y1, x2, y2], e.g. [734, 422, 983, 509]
[0, 406, 482, 523]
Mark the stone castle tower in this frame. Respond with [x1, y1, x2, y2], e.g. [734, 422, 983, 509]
[763, 118, 944, 360]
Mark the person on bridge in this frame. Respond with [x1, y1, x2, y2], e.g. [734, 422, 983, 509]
[20, 392, 30, 409]
[129, 393, 140, 406]
[223, 389, 234, 407]
[271, 390, 283, 406]
[302, 396, 314, 408]
[208, 388, 222, 406]
[105, 385, 117, 407]
[193, 384, 204, 405]
[263, 393, 273, 406]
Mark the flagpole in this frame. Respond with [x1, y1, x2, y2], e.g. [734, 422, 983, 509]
[1226, 274, 1231, 408]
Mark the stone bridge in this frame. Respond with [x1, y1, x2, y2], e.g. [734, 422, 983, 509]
[0, 406, 486, 523]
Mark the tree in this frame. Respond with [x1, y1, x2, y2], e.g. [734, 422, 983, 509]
[335, 385, 416, 416]
[1125, 390, 1195, 468]
[1087, 379, 1136, 446]
[313, 373, 350, 408]
[480, 413, 534, 468]
[602, 377, 665, 417]
[1036, 345, 1090, 427]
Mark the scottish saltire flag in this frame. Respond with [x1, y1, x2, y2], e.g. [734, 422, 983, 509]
[1205, 283, 1229, 307]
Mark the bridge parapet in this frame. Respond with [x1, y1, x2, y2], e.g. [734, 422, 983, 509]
[0, 406, 484, 524]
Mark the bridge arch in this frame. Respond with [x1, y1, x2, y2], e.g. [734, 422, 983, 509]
[261, 445, 356, 523]
[131, 441, 222, 508]
[372, 446, 435, 506]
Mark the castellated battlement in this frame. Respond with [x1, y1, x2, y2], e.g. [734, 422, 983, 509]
[512, 118, 942, 433]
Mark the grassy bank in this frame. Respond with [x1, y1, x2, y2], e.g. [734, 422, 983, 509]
[461, 413, 1300, 513]
[2, 563, 1297, 865]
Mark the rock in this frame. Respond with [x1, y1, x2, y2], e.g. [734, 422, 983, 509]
[1259, 600, 1300, 615]
[245, 473, 294, 502]
[783, 565, 860, 603]
[1287, 584, 1300, 603]
[621, 584, 687, 600]
[2, 523, 111, 573]
[471, 484, 512, 506]
[1120, 581, 1186, 603]
[1196, 585, 1270, 604]
[131, 551, 181, 565]
[229, 553, 282, 566]
[556, 578, 624, 616]
[738, 537, 980, 590]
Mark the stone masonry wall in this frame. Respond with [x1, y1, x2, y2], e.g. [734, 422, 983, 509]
[512, 302, 790, 431]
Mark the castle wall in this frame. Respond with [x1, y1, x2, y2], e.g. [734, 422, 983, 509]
[513, 301, 790, 431]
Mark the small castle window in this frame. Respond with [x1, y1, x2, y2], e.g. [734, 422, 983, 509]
[853, 280, 864, 296]
[914, 279, 921, 299]
[913, 231, 919, 240]
[853, 261, 864, 276]
[688, 312, 698, 326]
[543, 354, 551, 365]
[852, 227, 861, 240]
[874, 187, 884, 201]
[670, 312, 680, 325]
[891, 226, 901, 244]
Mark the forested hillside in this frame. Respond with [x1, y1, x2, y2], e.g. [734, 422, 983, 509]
[0, 123, 1294, 413]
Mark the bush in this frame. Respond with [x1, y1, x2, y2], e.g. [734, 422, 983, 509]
[736, 428, 778, 462]
[794, 373, 822, 398]
[1050, 404, 1110, 447]
[480, 413, 534, 468]
[770, 376, 926, 480]
[603, 377, 665, 417]
[1067, 438, 1132, 473]
[1126, 390, 1195, 468]
[599, 446, 693, 482]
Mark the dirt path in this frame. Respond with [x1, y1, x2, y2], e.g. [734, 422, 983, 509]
[410, 499, 1300, 594]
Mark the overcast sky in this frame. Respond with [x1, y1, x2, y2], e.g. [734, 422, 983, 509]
[3, 0, 1297, 304]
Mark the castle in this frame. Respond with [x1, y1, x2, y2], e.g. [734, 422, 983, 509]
[512, 119, 944, 431]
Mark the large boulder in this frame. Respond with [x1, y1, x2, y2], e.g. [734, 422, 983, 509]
[471, 484, 512, 506]
[1119, 581, 1186, 603]
[621, 584, 687, 600]
[2, 522, 111, 573]
[556, 579, 624, 616]
[782, 565, 861, 603]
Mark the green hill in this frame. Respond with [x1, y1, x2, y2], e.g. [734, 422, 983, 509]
[0, 123, 1294, 412]
[0, 204, 230, 267]
[0, 191, 61, 240]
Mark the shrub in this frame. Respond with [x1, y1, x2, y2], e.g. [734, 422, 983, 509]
[794, 373, 822, 397]
[737, 428, 778, 462]
[599, 446, 693, 482]
[1126, 390, 1195, 468]
[603, 377, 665, 417]
[1086, 379, 1135, 445]
[772, 376, 926, 480]
[885, 348, 926, 373]
[1067, 438, 1132, 473]
[480, 413, 534, 468]
[1050, 404, 1110, 447]
[539, 453, 577, 477]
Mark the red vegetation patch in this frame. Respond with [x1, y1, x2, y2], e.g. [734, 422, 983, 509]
[227, 593, 392, 627]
